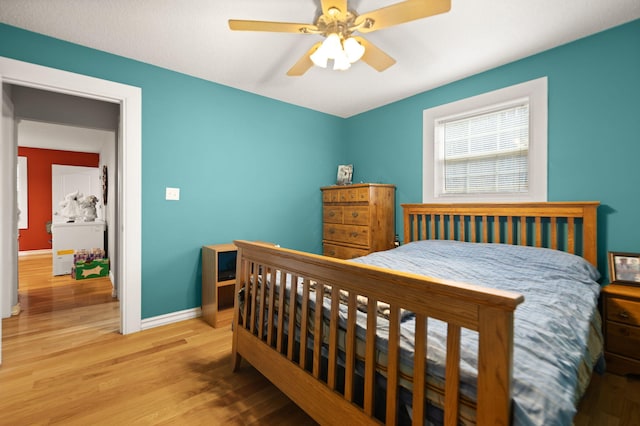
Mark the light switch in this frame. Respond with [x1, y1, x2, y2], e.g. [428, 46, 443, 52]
[165, 187, 180, 201]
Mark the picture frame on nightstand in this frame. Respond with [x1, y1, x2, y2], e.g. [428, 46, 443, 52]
[608, 251, 640, 286]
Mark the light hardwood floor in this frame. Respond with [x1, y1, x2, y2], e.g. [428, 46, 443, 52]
[1, 254, 638, 425]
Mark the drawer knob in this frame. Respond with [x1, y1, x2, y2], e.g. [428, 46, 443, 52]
[350, 232, 359, 237]
[329, 211, 335, 217]
[619, 327, 630, 337]
[329, 228, 335, 234]
[618, 310, 630, 319]
[351, 212, 359, 218]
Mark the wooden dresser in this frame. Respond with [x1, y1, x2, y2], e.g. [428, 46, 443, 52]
[321, 183, 395, 259]
[602, 283, 640, 375]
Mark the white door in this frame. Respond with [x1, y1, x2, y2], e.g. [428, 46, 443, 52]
[52, 165, 101, 223]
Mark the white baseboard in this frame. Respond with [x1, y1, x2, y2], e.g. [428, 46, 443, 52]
[19, 249, 52, 256]
[140, 307, 202, 331]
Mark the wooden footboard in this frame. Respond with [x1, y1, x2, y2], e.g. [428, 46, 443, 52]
[231, 241, 523, 425]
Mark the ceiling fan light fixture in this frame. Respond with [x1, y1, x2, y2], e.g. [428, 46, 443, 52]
[343, 37, 365, 63]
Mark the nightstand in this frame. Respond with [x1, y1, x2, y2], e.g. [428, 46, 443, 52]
[202, 243, 237, 328]
[602, 284, 640, 375]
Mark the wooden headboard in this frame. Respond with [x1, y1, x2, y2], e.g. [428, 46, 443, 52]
[402, 202, 599, 266]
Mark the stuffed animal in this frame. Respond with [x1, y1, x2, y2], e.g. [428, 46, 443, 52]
[79, 195, 99, 222]
[58, 191, 83, 222]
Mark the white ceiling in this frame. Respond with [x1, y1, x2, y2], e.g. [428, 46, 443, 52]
[1, 0, 639, 118]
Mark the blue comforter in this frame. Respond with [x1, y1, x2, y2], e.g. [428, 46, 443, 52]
[349, 240, 603, 426]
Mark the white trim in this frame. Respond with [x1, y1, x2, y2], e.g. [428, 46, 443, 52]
[423, 77, 548, 203]
[140, 307, 202, 331]
[0, 56, 142, 362]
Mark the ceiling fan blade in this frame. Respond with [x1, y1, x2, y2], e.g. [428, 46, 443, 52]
[287, 42, 323, 76]
[320, 0, 348, 17]
[353, 36, 396, 72]
[355, 0, 451, 33]
[229, 19, 318, 34]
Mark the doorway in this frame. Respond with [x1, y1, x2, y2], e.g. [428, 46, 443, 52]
[0, 56, 142, 364]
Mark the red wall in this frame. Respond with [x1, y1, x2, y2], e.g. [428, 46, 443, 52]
[18, 147, 99, 251]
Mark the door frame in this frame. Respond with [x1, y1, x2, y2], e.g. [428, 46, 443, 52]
[0, 56, 142, 362]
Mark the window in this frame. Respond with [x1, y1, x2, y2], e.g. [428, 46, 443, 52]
[423, 77, 547, 203]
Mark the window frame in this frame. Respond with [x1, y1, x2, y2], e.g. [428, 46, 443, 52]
[423, 77, 548, 203]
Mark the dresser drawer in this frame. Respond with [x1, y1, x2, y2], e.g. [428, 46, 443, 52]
[323, 206, 343, 224]
[606, 321, 640, 358]
[323, 243, 369, 259]
[606, 297, 640, 326]
[323, 187, 371, 203]
[343, 206, 369, 225]
[335, 187, 369, 203]
[323, 224, 369, 246]
[322, 189, 340, 203]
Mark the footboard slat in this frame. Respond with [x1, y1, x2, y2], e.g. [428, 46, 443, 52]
[412, 314, 427, 426]
[257, 266, 267, 343]
[345, 292, 357, 402]
[327, 286, 340, 390]
[444, 324, 461, 426]
[364, 297, 377, 416]
[249, 265, 258, 335]
[386, 305, 401, 424]
[312, 283, 324, 379]
[287, 273, 298, 361]
[299, 278, 310, 369]
[241, 259, 249, 327]
[276, 268, 286, 352]
[266, 267, 276, 345]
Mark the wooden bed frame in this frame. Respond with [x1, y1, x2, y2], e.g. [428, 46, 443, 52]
[231, 202, 599, 425]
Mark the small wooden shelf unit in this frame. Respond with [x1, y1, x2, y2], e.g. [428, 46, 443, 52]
[201, 243, 237, 328]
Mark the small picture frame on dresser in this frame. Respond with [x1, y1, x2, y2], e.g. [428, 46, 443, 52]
[336, 164, 353, 185]
[609, 251, 640, 286]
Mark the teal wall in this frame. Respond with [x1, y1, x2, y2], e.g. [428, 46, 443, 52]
[0, 24, 345, 318]
[345, 19, 640, 280]
[2, 19, 638, 317]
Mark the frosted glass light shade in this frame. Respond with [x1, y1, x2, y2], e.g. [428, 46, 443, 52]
[333, 49, 351, 71]
[323, 33, 342, 59]
[343, 37, 365, 63]
[310, 46, 328, 68]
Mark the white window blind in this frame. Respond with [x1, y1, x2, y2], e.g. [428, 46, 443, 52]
[440, 103, 529, 195]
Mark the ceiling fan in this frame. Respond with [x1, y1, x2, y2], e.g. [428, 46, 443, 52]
[229, 0, 451, 76]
